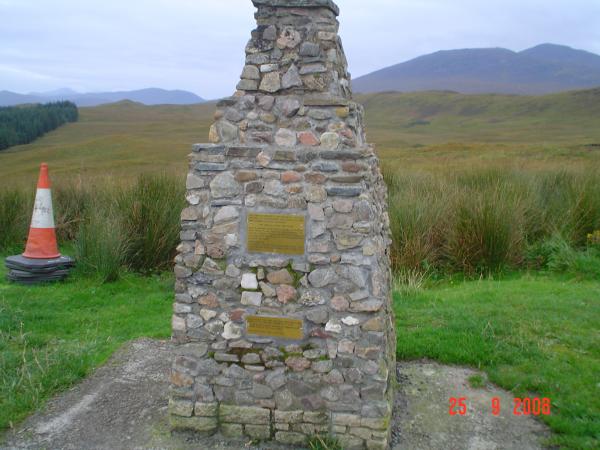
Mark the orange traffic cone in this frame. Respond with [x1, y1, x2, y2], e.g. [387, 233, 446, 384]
[23, 163, 61, 259]
[4, 163, 74, 283]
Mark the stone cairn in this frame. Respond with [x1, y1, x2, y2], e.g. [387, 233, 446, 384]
[170, 1, 395, 448]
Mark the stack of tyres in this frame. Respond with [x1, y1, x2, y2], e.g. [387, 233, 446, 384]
[5, 255, 75, 284]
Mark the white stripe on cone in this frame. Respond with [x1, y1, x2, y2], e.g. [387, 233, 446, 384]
[30, 188, 55, 229]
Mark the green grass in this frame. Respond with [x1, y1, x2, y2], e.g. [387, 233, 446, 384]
[0, 258, 172, 433]
[307, 434, 343, 450]
[395, 274, 600, 449]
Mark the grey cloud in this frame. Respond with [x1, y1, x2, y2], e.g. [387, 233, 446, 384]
[1, 0, 599, 97]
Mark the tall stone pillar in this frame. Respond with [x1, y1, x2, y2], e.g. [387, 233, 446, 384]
[170, 1, 395, 448]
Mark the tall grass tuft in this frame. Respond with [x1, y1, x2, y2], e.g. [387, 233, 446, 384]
[54, 180, 91, 242]
[385, 166, 600, 276]
[0, 189, 31, 254]
[446, 182, 526, 273]
[386, 171, 449, 272]
[117, 174, 185, 274]
[74, 206, 125, 283]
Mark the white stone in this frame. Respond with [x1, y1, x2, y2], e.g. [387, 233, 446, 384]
[210, 172, 240, 198]
[341, 316, 360, 326]
[186, 174, 204, 189]
[214, 206, 239, 224]
[263, 179, 286, 197]
[218, 312, 230, 322]
[241, 291, 263, 306]
[225, 234, 238, 247]
[320, 132, 340, 149]
[275, 128, 297, 147]
[200, 309, 218, 321]
[172, 315, 186, 331]
[222, 322, 243, 340]
[241, 273, 259, 290]
[256, 151, 271, 167]
[325, 320, 342, 334]
[260, 63, 279, 73]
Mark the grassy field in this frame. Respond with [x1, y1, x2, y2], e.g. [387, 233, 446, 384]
[359, 89, 600, 172]
[0, 258, 172, 433]
[0, 101, 212, 186]
[395, 274, 600, 449]
[1, 89, 599, 185]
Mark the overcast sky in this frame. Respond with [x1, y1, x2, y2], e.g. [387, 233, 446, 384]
[1, 0, 599, 98]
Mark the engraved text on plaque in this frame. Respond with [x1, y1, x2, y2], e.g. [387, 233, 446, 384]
[247, 213, 305, 255]
[246, 315, 304, 340]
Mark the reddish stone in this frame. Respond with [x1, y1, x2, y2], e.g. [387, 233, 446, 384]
[281, 171, 302, 184]
[340, 128, 354, 139]
[206, 243, 225, 259]
[170, 371, 194, 387]
[362, 316, 384, 332]
[199, 292, 219, 308]
[298, 131, 320, 146]
[285, 185, 304, 194]
[276, 285, 298, 304]
[309, 328, 333, 339]
[285, 356, 311, 372]
[235, 171, 258, 182]
[304, 173, 327, 184]
[267, 269, 294, 285]
[229, 309, 246, 322]
[331, 295, 349, 312]
[355, 346, 379, 359]
[341, 162, 365, 173]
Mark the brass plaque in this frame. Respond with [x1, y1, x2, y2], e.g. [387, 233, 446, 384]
[247, 213, 305, 255]
[246, 315, 304, 340]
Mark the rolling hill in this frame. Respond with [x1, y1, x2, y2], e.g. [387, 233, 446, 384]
[1, 88, 599, 185]
[353, 44, 600, 95]
[0, 88, 204, 107]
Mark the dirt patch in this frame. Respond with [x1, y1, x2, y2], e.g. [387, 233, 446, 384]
[2, 340, 551, 449]
[392, 361, 550, 449]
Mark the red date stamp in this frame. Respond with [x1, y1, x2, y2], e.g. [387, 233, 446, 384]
[449, 397, 551, 416]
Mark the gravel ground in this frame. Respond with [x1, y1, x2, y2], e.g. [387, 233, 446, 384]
[1, 339, 550, 450]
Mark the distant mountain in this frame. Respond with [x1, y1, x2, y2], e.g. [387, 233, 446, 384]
[0, 88, 204, 107]
[353, 44, 600, 95]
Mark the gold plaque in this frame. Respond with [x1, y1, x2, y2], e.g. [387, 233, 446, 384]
[247, 213, 305, 255]
[246, 316, 304, 340]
